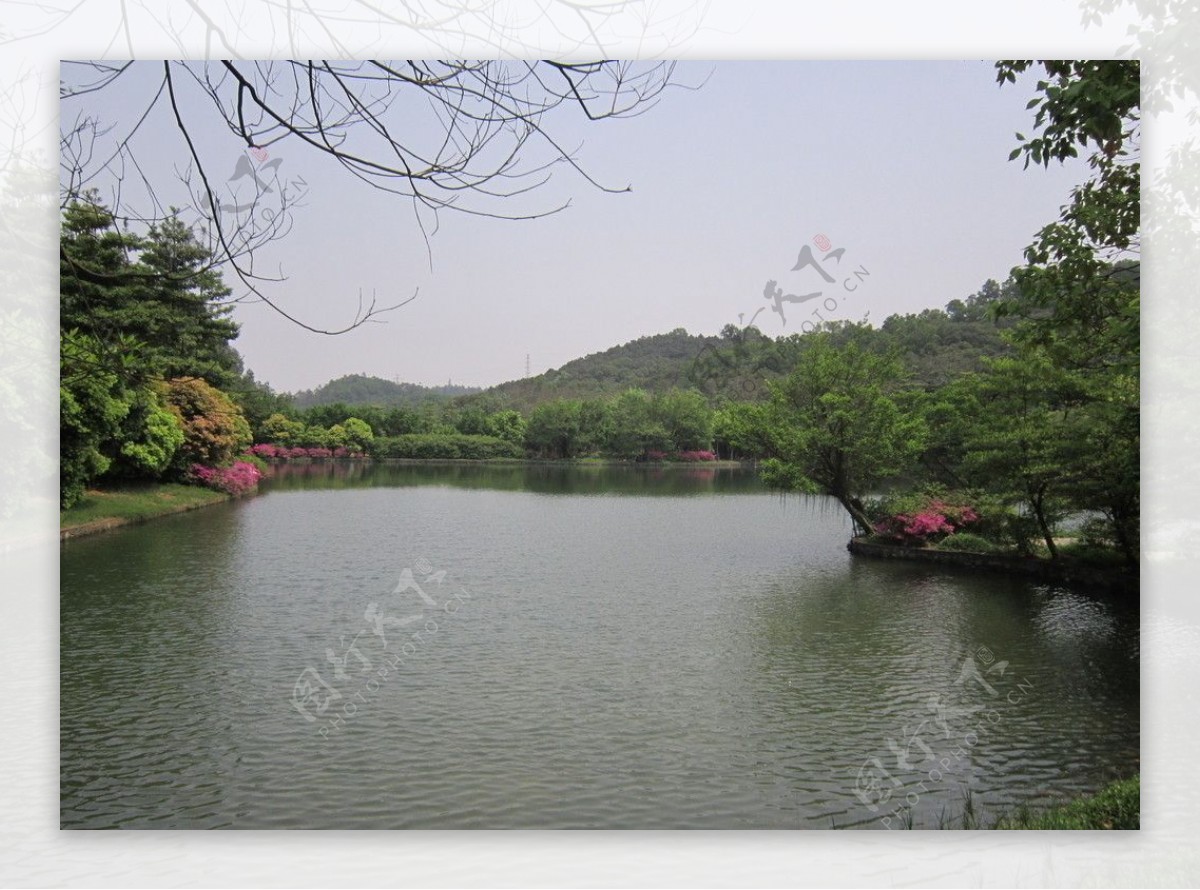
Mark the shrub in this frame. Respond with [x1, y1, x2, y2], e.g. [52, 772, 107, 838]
[259, 413, 305, 445]
[60, 331, 132, 507]
[247, 442, 281, 459]
[861, 533, 902, 546]
[645, 450, 668, 461]
[1056, 541, 1129, 567]
[870, 489, 981, 546]
[370, 433, 522, 460]
[112, 383, 185, 478]
[675, 449, 717, 462]
[191, 460, 262, 496]
[238, 452, 270, 474]
[1078, 516, 1118, 549]
[164, 377, 252, 469]
[936, 533, 999, 553]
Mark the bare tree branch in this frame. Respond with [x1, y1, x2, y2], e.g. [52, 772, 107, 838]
[60, 59, 687, 334]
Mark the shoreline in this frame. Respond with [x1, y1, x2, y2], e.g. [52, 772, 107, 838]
[266, 456, 751, 468]
[60, 484, 235, 542]
[59, 459, 752, 540]
[847, 536, 1138, 594]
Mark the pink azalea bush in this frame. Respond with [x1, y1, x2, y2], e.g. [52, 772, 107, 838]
[248, 442, 364, 461]
[191, 460, 263, 496]
[675, 450, 717, 462]
[873, 495, 980, 546]
[248, 442, 281, 459]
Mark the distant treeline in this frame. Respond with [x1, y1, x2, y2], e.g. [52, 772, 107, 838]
[289, 374, 481, 408]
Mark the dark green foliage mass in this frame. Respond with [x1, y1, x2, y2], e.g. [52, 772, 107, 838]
[290, 374, 480, 408]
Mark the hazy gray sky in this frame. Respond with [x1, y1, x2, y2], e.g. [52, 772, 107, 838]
[63, 60, 1089, 393]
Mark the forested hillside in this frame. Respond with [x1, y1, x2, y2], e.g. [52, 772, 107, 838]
[478, 328, 714, 412]
[473, 289, 1014, 413]
[290, 374, 480, 408]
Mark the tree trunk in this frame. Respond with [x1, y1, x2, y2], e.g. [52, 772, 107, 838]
[838, 495, 875, 538]
[1030, 489, 1058, 559]
[1110, 504, 1138, 566]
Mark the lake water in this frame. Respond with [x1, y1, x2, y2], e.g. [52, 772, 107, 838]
[60, 463, 1139, 828]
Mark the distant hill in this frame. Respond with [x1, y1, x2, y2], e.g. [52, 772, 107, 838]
[468, 286, 1015, 412]
[474, 328, 724, 412]
[290, 374, 481, 408]
[293, 285, 1015, 414]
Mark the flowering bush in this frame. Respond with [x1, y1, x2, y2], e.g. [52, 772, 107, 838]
[872, 494, 980, 546]
[926, 499, 979, 528]
[898, 510, 954, 539]
[248, 442, 281, 459]
[191, 460, 263, 496]
[675, 450, 717, 462]
[250, 442, 364, 461]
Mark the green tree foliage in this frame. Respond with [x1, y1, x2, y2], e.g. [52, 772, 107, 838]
[450, 405, 492, 436]
[878, 282, 1016, 388]
[326, 424, 350, 450]
[60, 332, 133, 508]
[260, 412, 306, 445]
[341, 417, 375, 452]
[59, 201, 146, 378]
[485, 410, 527, 446]
[60, 198, 241, 388]
[379, 407, 423, 436]
[300, 425, 331, 448]
[951, 357, 1086, 558]
[712, 402, 770, 460]
[577, 400, 611, 454]
[755, 336, 927, 535]
[60, 198, 256, 502]
[491, 329, 718, 411]
[653, 389, 714, 452]
[371, 434, 521, 460]
[135, 215, 241, 385]
[290, 374, 479, 408]
[302, 403, 356, 430]
[992, 59, 1140, 561]
[603, 389, 671, 459]
[475, 306, 1012, 417]
[525, 400, 584, 459]
[226, 369, 295, 440]
[109, 382, 185, 479]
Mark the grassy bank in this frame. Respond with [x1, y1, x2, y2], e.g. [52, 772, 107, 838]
[994, 775, 1139, 830]
[876, 776, 1140, 830]
[60, 483, 230, 538]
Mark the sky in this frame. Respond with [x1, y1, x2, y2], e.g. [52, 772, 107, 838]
[61, 60, 1090, 394]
